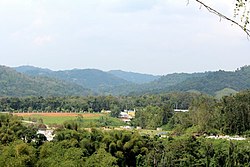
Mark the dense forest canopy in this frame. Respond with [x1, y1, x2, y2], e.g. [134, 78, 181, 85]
[0, 92, 196, 113]
[1, 93, 250, 167]
[1, 90, 250, 135]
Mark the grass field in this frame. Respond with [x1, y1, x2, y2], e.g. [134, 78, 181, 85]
[11, 112, 167, 136]
[13, 112, 125, 127]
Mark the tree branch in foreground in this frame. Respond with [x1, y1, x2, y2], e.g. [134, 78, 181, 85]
[194, 0, 250, 37]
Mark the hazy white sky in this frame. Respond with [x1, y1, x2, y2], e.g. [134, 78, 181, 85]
[0, 0, 249, 75]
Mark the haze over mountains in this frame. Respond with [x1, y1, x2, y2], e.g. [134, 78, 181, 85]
[0, 65, 249, 97]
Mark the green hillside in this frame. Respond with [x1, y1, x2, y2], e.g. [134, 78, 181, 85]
[215, 88, 238, 99]
[168, 67, 250, 95]
[0, 66, 91, 97]
[13, 65, 250, 96]
[108, 70, 160, 84]
[140, 66, 250, 95]
[15, 66, 132, 92]
[105, 72, 208, 95]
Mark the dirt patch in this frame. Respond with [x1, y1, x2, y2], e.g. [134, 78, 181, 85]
[14, 112, 104, 117]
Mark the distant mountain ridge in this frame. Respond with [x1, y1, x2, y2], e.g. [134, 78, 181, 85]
[104, 66, 250, 96]
[127, 66, 250, 95]
[15, 66, 52, 74]
[105, 72, 209, 95]
[15, 66, 160, 93]
[0, 66, 91, 97]
[108, 70, 160, 84]
[4, 65, 250, 97]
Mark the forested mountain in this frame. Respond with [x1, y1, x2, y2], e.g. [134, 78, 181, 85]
[128, 72, 208, 95]
[150, 72, 208, 88]
[0, 66, 91, 97]
[54, 69, 131, 91]
[108, 66, 250, 96]
[105, 72, 210, 95]
[108, 70, 160, 84]
[160, 66, 250, 95]
[15, 65, 52, 74]
[15, 66, 132, 92]
[11, 65, 250, 96]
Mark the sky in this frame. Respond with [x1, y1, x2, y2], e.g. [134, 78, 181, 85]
[0, 0, 249, 75]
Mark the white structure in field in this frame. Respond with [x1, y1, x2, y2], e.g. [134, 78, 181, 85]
[174, 109, 189, 112]
[119, 111, 133, 122]
[37, 129, 55, 141]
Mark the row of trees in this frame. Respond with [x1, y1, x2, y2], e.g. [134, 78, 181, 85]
[1, 90, 250, 134]
[0, 92, 197, 114]
[132, 105, 172, 129]
[169, 90, 250, 135]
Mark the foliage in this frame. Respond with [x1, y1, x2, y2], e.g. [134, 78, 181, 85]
[1, 112, 250, 166]
[220, 90, 250, 134]
[110, 104, 121, 118]
[0, 65, 91, 97]
[234, 0, 250, 31]
[215, 88, 238, 99]
[84, 147, 118, 167]
[0, 140, 37, 167]
[0, 114, 36, 145]
[0, 92, 195, 114]
[169, 90, 250, 136]
[132, 105, 172, 129]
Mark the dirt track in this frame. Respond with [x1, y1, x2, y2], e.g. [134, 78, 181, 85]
[13, 112, 104, 117]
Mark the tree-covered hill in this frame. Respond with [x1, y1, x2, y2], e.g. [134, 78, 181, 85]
[15, 66, 132, 92]
[101, 72, 207, 95]
[15, 65, 52, 74]
[0, 66, 91, 97]
[12, 65, 250, 96]
[161, 66, 250, 95]
[106, 66, 250, 96]
[108, 70, 160, 84]
[53, 69, 131, 92]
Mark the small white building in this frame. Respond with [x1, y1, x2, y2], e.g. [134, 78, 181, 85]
[119, 112, 133, 119]
[119, 112, 133, 123]
[124, 109, 136, 118]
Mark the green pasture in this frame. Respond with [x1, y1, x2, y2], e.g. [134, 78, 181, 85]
[21, 114, 125, 127]
[21, 114, 101, 125]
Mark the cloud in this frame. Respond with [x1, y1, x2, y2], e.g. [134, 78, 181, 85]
[0, 0, 249, 75]
[33, 35, 53, 46]
[31, 19, 44, 29]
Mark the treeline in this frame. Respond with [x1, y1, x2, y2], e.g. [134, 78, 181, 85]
[0, 114, 250, 167]
[169, 90, 250, 135]
[0, 92, 197, 113]
[1, 90, 250, 135]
